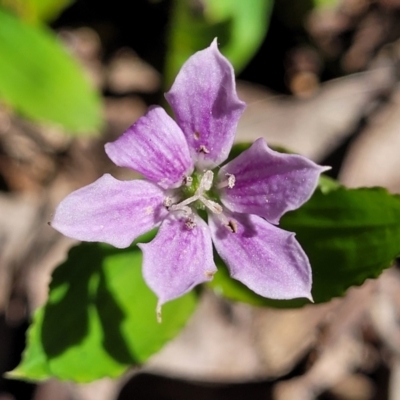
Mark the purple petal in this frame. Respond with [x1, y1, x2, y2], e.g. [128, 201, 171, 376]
[165, 39, 246, 170]
[51, 174, 168, 248]
[208, 211, 312, 300]
[105, 106, 193, 189]
[219, 138, 329, 224]
[139, 214, 217, 307]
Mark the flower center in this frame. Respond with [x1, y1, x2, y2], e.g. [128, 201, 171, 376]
[165, 170, 221, 213]
[163, 170, 236, 231]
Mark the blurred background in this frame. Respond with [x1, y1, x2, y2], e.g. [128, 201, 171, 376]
[1, 0, 400, 399]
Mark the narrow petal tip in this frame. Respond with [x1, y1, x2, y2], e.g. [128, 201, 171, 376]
[210, 37, 218, 48]
[319, 165, 332, 173]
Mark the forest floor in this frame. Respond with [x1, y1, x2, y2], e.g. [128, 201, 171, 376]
[2, 0, 400, 399]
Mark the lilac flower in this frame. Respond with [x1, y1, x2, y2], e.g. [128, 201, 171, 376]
[52, 39, 328, 317]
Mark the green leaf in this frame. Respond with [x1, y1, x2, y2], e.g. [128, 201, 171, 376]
[0, 0, 74, 24]
[26, 0, 74, 23]
[0, 7, 102, 133]
[317, 174, 341, 194]
[165, 0, 273, 86]
[313, 0, 340, 9]
[210, 184, 400, 308]
[9, 241, 197, 382]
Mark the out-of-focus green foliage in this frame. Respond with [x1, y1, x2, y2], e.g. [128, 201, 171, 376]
[312, 0, 339, 8]
[0, 0, 74, 24]
[209, 144, 400, 307]
[165, 0, 273, 86]
[9, 240, 197, 382]
[0, 6, 102, 133]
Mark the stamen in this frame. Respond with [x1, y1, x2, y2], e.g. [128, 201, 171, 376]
[199, 145, 210, 154]
[163, 197, 173, 208]
[183, 176, 193, 187]
[227, 174, 235, 189]
[185, 217, 196, 229]
[227, 219, 238, 233]
[217, 173, 236, 189]
[165, 169, 224, 217]
[164, 194, 181, 208]
[211, 212, 237, 233]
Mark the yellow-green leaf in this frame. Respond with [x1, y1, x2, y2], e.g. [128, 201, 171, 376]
[0, 7, 102, 133]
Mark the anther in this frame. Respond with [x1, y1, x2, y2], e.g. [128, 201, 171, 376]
[217, 173, 236, 189]
[199, 145, 210, 154]
[183, 176, 193, 187]
[227, 173, 235, 189]
[185, 217, 196, 230]
[226, 219, 238, 233]
[163, 197, 173, 208]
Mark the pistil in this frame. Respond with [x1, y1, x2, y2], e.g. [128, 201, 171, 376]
[165, 170, 224, 216]
[163, 170, 238, 233]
